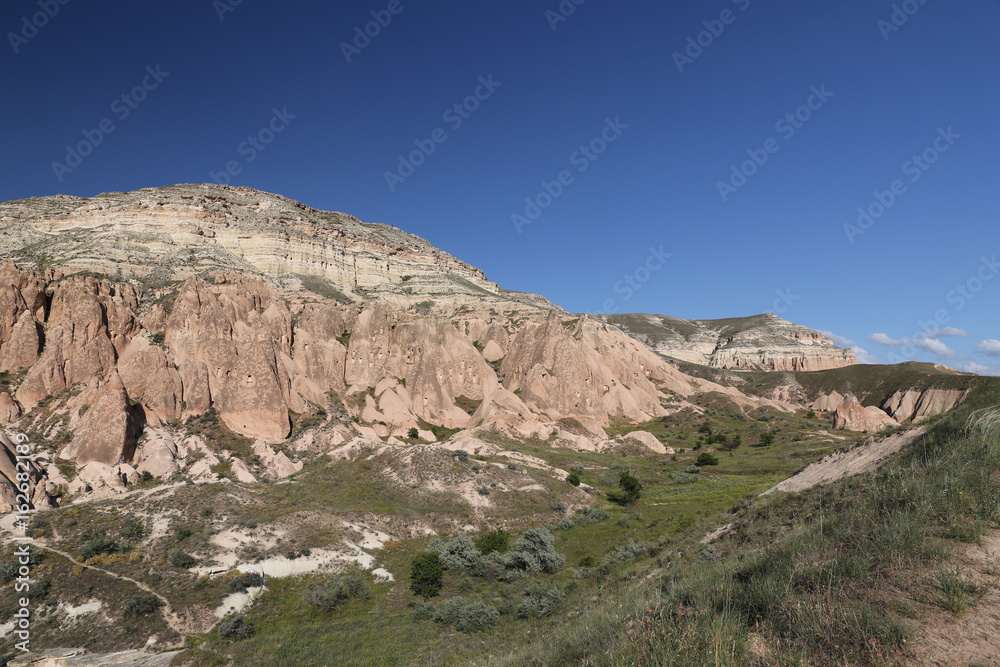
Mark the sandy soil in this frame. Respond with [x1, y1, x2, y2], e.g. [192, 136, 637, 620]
[762, 426, 927, 495]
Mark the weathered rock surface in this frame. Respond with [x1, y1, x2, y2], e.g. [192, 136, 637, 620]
[59, 372, 140, 466]
[881, 388, 970, 422]
[833, 398, 898, 432]
[595, 312, 856, 372]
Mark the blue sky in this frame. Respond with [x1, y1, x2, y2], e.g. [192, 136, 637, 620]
[2, 0, 998, 373]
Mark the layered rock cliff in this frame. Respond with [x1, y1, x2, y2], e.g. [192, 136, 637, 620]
[594, 313, 857, 372]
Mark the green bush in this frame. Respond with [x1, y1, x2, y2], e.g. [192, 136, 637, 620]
[218, 615, 253, 640]
[433, 598, 499, 632]
[429, 535, 482, 571]
[123, 595, 164, 617]
[507, 528, 565, 575]
[573, 507, 609, 525]
[618, 470, 643, 505]
[228, 572, 265, 593]
[410, 552, 444, 598]
[79, 532, 120, 560]
[453, 449, 470, 463]
[306, 572, 370, 612]
[407, 427, 419, 439]
[696, 453, 719, 467]
[517, 583, 565, 619]
[411, 600, 435, 621]
[475, 529, 511, 555]
[566, 472, 581, 486]
[169, 552, 197, 569]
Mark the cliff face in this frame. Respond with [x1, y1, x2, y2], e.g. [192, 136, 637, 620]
[593, 313, 857, 372]
[0, 184, 552, 311]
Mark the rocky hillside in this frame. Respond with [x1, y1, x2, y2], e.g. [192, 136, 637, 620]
[0, 185, 802, 512]
[0, 184, 551, 311]
[594, 312, 857, 372]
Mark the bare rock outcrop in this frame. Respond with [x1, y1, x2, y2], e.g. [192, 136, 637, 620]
[0, 392, 21, 423]
[881, 388, 970, 423]
[59, 372, 140, 466]
[165, 277, 291, 442]
[833, 399, 898, 432]
[15, 276, 140, 408]
[594, 312, 856, 372]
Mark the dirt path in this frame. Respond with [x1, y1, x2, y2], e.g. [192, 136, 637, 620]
[762, 426, 927, 495]
[0, 514, 188, 643]
[909, 531, 1000, 666]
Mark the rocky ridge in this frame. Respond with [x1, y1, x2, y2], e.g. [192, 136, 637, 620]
[594, 312, 857, 372]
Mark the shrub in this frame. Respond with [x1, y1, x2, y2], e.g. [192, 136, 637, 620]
[433, 598, 464, 625]
[696, 453, 719, 467]
[169, 552, 197, 569]
[79, 532, 120, 561]
[570, 464, 585, 474]
[477, 486, 490, 496]
[453, 449, 470, 463]
[508, 528, 565, 574]
[455, 601, 500, 632]
[433, 598, 499, 632]
[410, 552, 444, 598]
[672, 472, 699, 484]
[26, 577, 50, 599]
[0, 562, 18, 583]
[507, 463, 517, 470]
[412, 600, 435, 621]
[553, 517, 575, 531]
[518, 583, 565, 619]
[618, 470, 643, 505]
[228, 572, 265, 593]
[306, 579, 349, 611]
[475, 529, 511, 555]
[431, 535, 482, 572]
[573, 507, 610, 525]
[682, 464, 701, 474]
[123, 594, 164, 617]
[218, 615, 253, 640]
[408, 427, 419, 439]
[566, 472, 581, 486]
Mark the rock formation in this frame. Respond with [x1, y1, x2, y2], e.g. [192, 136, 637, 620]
[833, 398, 898, 432]
[595, 312, 856, 372]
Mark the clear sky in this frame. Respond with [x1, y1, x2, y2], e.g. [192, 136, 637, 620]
[2, 0, 998, 373]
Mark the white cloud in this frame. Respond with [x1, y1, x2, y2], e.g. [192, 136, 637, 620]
[868, 333, 904, 347]
[958, 362, 990, 375]
[820, 330, 855, 347]
[866, 333, 959, 359]
[851, 346, 880, 364]
[975, 339, 1000, 356]
[913, 337, 959, 358]
[922, 327, 969, 338]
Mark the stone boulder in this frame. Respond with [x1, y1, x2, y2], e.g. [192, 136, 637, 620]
[833, 399, 898, 432]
